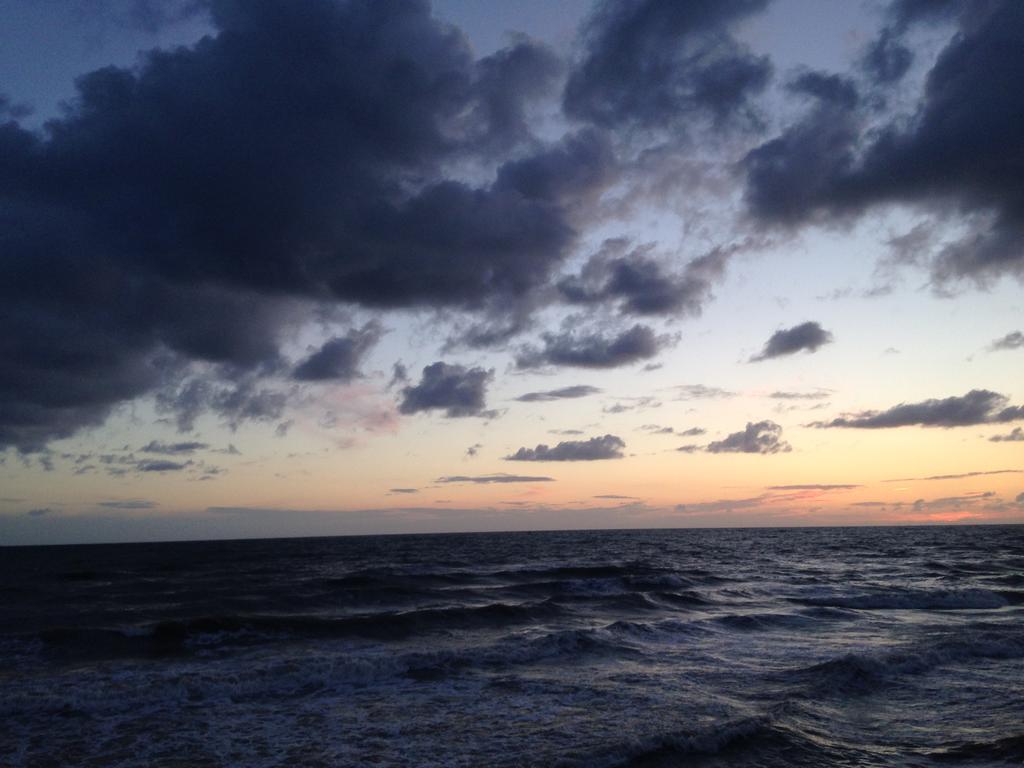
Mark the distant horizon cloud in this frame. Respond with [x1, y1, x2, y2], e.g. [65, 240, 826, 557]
[506, 434, 626, 461]
[436, 474, 555, 484]
[885, 469, 1023, 482]
[813, 390, 1024, 429]
[97, 500, 159, 510]
[766, 484, 859, 490]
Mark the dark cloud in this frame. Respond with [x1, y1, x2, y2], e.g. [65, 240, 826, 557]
[515, 385, 602, 402]
[745, 1, 1024, 285]
[564, 0, 771, 132]
[388, 488, 418, 494]
[814, 389, 1024, 429]
[676, 444, 700, 453]
[293, 324, 381, 382]
[787, 71, 859, 110]
[989, 331, 1024, 351]
[594, 494, 637, 499]
[26, 507, 51, 517]
[861, 28, 913, 84]
[679, 427, 706, 436]
[750, 321, 833, 362]
[136, 459, 189, 472]
[516, 325, 667, 369]
[97, 499, 159, 509]
[706, 421, 791, 454]
[557, 239, 730, 317]
[506, 434, 625, 461]
[0, 0, 612, 451]
[399, 362, 493, 418]
[140, 440, 208, 455]
[436, 473, 555, 484]
[767, 484, 859, 490]
[990, 427, 1024, 443]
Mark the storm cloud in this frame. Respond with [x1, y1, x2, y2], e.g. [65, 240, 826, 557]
[816, 390, 1024, 429]
[744, 1, 1024, 285]
[0, 0, 611, 451]
[750, 322, 833, 362]
[564, 0, 771, 133]
[706, 421, 791, 454]
[557, 240, 730, 317]
[293, 324, 381, 382]
[506, 434, 626, 461]
[399, 362, 494, 418]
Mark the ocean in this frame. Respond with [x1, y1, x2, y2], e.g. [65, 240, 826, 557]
[2, 526, 1022, 767]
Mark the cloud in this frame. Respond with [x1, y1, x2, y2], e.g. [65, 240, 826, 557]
[388, 488, 418, 495]
[604, 397, 661, 414]
[0, 0, 616, 452]
[293, 323, 381, 382]
[989, 331, 1024, 351]
[676, 444, 701, 453]
[769, 390, 831, 400]
[516, 325, 668, 369]
[557, 239, 730, 317]
[399, 363, 494, 418]
[564, 0, 771, 133]
[515, 385, 601, 402]
[436, 474, 555, 484]
[140, 440, 208, 455]
[814, 389, 1024, 429]
[766, 484, 859, 490]
[679, 427, 706, 436]
[886, 469, 1022, 482]
[750, 322, 833, 362]
[26, 508, 51, 517]
[506, 434, 626, 461]
[135, 460, 190, 472]
[671, 384, 736, 400]
[990, 427, 1024, 442]
[744, 2, 1024, 286]
[97, 499, 159, 510]
[706, 421, 791, 454]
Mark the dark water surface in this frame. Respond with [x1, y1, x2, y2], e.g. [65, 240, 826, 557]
[2, 526, 1023, 767]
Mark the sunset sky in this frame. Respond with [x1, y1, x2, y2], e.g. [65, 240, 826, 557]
[1, 0, 1021, 544]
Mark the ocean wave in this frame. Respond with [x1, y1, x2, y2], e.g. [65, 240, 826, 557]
[792, 588, 1009, 610]
[31, 600, 568, 660]
[559, 714, 843, 768]
[785, 629, 1024, 695]
[927, 734, 1024, 763]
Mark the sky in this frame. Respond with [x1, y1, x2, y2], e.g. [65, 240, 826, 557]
[0, 0, 1021, 545]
